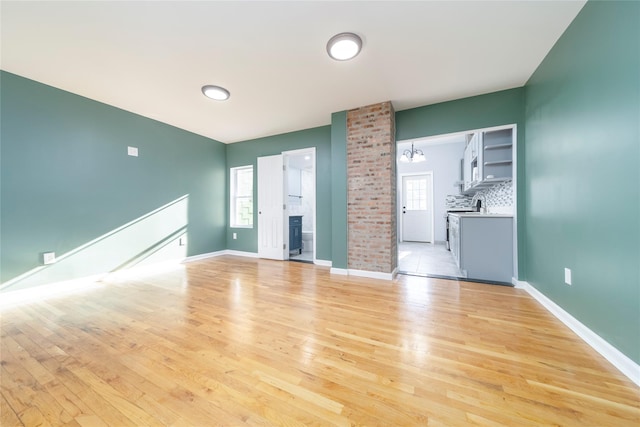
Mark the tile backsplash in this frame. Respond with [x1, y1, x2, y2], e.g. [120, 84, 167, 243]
[476, 180, 513, 213]
[445, 194, 473, 209]
[446, 180, 513, 213]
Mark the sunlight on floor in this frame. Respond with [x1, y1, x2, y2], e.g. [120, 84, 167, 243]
[0, 277, 105, 309]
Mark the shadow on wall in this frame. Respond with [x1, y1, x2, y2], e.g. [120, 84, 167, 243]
[0, 195, 190, 293]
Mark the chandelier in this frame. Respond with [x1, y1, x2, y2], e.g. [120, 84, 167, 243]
[399, 143, 425, 163]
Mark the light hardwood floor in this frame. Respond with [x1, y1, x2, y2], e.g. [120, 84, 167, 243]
[1, 256, 638, 426]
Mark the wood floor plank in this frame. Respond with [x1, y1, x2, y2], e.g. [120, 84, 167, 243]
[1, 392, 23, 427]
[1, 255, 638, 426]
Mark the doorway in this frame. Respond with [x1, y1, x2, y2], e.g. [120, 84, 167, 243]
[396, 136, 470, 278]
[395, 127, 518, 282]
[284, 148, 316, 263]
[257, 148, 316, 263]
[400, 172, 433, 243]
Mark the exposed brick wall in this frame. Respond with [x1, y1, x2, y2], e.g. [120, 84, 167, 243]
[347, 102, 397, 274]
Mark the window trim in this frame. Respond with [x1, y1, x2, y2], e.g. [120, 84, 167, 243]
[230, 165, 254, 229]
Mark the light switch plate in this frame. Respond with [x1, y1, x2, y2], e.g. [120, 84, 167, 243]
[127, 146, 139, 157]
[564, 268, 572, 285]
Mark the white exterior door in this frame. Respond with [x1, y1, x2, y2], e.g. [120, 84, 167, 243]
[258, 155, 286, 260]
[401, 174, 433, 243]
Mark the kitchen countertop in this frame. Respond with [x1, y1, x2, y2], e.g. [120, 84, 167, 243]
[448, 212, 513, 218]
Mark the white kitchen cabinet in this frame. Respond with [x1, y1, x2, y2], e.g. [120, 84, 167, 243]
[463, 144, 472, 191]
[462, 133, 480, 191]
[481, 128, 513, 182]
[448, 213, 513, 283]
[462, 127, 513, 194]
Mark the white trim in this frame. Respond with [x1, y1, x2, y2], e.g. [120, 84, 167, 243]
[511, 125, 519, 281]
[183, 250, 262, 263]
[330, 267, 397, 280]
[348, 269, 395, 281]
[221, 250, 259, 258]
[513, 278, 526, 289]
[183, 249, 262, 262]
[182, 251, 226, 263]
[518, 280, 640, 387]
[314, 259, 332, 267]
[229, 165, 254, 229]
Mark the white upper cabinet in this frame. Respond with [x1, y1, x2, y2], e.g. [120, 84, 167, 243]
[462, 126, 514, 194]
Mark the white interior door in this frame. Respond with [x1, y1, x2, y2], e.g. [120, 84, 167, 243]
[258, 155, 286, 260]
[401, 174, 433, 242]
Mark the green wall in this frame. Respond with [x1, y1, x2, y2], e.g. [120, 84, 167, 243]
[524, 1, 639, 363]
[0, 71, 226, 290]
[396, 88, 525, 142]
[396, 87, 526, 276]
[225, 126, 332, 260]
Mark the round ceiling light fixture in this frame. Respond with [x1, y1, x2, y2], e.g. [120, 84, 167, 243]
[326, 32, 362, 61]
[201, 85, 230, 101]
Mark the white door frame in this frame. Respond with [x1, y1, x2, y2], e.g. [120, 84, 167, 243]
[283, 147, 316, 262]
[398, 171, 434, 243]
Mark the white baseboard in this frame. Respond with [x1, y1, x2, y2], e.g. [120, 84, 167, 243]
[517, 280, 640, 387]
[183, 250, 226, 263]
[347, 268, 395, 281]
[183, 249, 260, 264]
[329, 266, 397, 281]
[219, 250, 259, 258]
[314, 259, 332, 267]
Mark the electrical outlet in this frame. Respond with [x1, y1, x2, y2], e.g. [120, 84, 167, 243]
[42, 252, 56, 265]
[233, 232, 237, 240]
[127, 146, 138, 157]
[564, 268, 572, 285]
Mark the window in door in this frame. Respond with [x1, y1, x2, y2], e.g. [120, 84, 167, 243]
[230, 165, 253, 228]
[405, 178, 427, 210]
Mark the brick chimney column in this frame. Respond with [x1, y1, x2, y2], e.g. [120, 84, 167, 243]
[346, 101, 397, 274]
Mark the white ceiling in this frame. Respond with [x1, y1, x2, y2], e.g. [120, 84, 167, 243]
[1, 1, 585, 144]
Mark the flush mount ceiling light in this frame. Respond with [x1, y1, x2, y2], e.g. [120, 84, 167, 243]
[327, 32, 362, 61]
[400, 143, 426, 163]
[201, 85, 230, 101]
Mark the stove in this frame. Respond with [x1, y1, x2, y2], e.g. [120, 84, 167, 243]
[445, 208, 476, 250]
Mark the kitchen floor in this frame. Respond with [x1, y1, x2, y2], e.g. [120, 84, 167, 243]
[398, 242, 464, 278]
